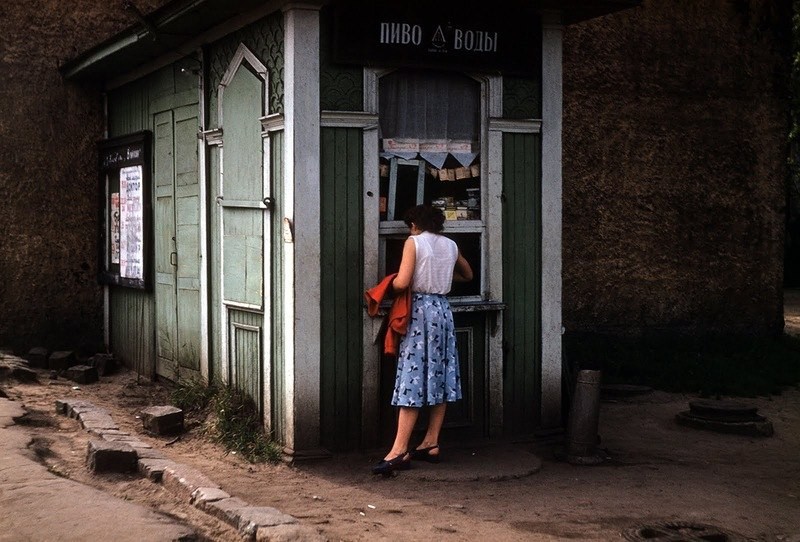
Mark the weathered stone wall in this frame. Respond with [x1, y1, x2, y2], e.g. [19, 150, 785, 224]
[563, 0, 791, 338]
[0, 1, 167, 352]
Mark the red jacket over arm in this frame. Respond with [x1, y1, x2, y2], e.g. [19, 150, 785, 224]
[364, 273, 412, 356]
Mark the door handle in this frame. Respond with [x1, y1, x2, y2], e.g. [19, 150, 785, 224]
[170, 252, 177, 266]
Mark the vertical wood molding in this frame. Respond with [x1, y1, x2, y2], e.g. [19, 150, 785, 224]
[540, 13, 564, 429]
[283, 5, 321, 452]
[486, 75, 505, 436]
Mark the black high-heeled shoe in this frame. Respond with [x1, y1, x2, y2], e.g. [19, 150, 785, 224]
[371, 452, 411, 475]
[410, 444, 441, 463]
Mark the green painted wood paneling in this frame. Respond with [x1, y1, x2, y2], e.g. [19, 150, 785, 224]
[229, 308, 264, 410]
[106, 63, 200, 381]
[320, 127, 363, 451]
[221, 65, 264, 307]
[502, 132, 542, 434]
[107, 76, 154, 378]
[154, 110, 178, 378]
[269, 130, 285, 441]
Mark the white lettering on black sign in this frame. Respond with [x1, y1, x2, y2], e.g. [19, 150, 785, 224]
[379, 21, 498, 53]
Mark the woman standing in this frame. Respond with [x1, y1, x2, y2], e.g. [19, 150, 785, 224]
[373, 204, 473, 475]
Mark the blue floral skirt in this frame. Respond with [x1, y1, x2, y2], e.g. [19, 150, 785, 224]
[391, 293, 462, 407]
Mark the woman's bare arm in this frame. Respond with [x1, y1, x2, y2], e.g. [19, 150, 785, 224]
[392, 237, 416, 292]
[452, 251, 473, 283]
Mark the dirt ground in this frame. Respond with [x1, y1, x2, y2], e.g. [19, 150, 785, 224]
[1, 364, 798, 542]
[1, 291, 799, 542]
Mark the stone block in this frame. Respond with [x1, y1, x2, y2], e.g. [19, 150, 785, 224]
[161, 463, 219, 499]
[0, 355, 37, 382]
[27, 347, 49, 368]
[237, 507, 298, 539]
[200, 497, 250, 527]
[65, 365, 98, 384]
[48, 351, 76, 371]
[55, 399, 69, 415]
[256, 524, 326, 542]
[190, 487, 231, 506]
[138, 458, 177, 482]
[86, 439, 137, 473]
[78, 412, 118, 431]
[136, 447, 167, 460]
[88, 353, 117, 376]
[140, 405, 184, 435]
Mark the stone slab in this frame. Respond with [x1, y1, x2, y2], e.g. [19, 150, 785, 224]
[48, 351, 76, 371]
[191, 487, 232, 506]
[141, 405, 184, 435]
[138, 458, 178, 482]
[27, 347, 49, 369]
[162, 463, 220, 499]
[200, 497, 251, 527]
[79, 412, 118, 431]
[86, 439, 138, 473]
[65, 364, 99, 384]
[256, 524, 326, 542]
[237, 506, 298, 539]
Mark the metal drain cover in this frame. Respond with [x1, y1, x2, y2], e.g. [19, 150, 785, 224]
[623, 521, 743, 541]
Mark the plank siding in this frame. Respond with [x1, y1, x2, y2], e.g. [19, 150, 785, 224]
[106, 64, 200, 381]
[269, 130, 285, 442]
[320, 127, 364, 450]
[502, 132, 542, 434]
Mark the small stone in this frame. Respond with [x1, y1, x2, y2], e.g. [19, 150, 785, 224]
[65, 365, 99, 384]
[27, 347, 49, 369]
[48, 351, 76, 371]
[88, 353, 117, 376]
[86, 439, 137, 473]
[140, 405, 184, 435]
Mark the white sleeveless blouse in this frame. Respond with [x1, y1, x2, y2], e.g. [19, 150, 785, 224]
[411, 231, 458, 294]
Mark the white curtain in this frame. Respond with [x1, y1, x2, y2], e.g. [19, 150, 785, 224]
[379, 69, 480, 168]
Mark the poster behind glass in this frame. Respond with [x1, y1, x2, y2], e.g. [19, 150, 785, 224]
[98, 131, 152, 290]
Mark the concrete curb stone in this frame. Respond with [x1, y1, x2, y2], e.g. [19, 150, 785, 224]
[56, 398, 305, 540]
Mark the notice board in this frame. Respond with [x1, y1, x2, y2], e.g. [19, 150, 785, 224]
[98, 131, 152, 290]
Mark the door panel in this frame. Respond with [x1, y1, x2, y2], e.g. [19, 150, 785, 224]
[153, 102, 201, 380]
[219, 59, 269, 415]
[154, 111, 178, 379]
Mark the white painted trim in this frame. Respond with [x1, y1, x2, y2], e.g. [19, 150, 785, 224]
[217, 43, 269, 129]
[320, 111, 379, 129]
[485, 75, 505, 436]
[489, 118, 542, 134]
[540, 15, 564, 429]
[217, 145, 229, 385]
[201, 128, 223, 147]
[361, 121, 381, 446]
[262, 118, 273, 433]
[283, 5, 321, 453]
[260, 113, 285, 134]
[197, 49, 210, 382]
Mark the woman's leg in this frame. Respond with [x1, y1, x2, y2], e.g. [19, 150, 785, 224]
[385, 406, 419, 460]
[416, 402, 446, 455]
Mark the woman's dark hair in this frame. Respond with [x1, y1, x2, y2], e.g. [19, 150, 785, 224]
[403, 204, 445, 233]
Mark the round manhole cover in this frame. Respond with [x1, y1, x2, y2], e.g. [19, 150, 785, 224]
[688, 399, 758, 418]
[623, 521, 742, 542]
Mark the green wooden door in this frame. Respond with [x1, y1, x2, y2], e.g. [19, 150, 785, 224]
[219, 58, 269, 415]
[153, 103, 202, 381]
